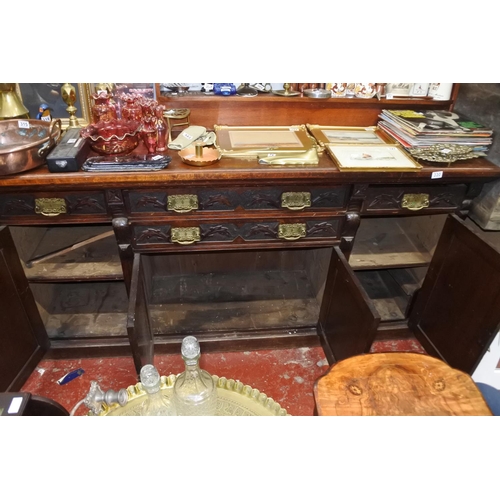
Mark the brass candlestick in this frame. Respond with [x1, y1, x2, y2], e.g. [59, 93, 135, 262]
[61, 83, 79, 128]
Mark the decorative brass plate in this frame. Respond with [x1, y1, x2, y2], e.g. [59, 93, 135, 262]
[34, 197, 67, 216]
[171, 226, 201, 245]
[281, 192, 311, 210]
[167, 194, 199, 213]
[401, 193, 430, 211]
[407, 143, 483, 163]
[278, 223, 307, 240]
[93, 374, 290, 416]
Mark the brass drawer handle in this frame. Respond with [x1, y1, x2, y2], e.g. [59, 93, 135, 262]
[171, 227, 201, 245]
[167, 194, 198, 213]
[401, 193, 430, 211]
[35, 198, 67, 217]
[278, 223, 307, 241]
[281, 192, 311, 211]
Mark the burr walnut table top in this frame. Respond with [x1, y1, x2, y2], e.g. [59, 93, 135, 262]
[314, 352, 492, 416]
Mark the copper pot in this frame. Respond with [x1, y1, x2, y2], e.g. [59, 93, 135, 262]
[0, 119, 62, 176]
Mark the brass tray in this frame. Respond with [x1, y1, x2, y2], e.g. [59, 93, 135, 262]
[94, 374, 290, 416]
[407, 143, 484, 163]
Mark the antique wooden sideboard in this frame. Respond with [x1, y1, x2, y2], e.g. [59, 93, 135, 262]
[2, 88, 500, 391]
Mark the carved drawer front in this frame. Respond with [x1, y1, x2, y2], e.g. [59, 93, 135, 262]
[126, 189, 240, 214]
[0, 191, 108, 221]
[238, 186, 349, 211]
[363, 184, 468, 214]
[125, 186, 349, 216]
[131, 217, 343, 250]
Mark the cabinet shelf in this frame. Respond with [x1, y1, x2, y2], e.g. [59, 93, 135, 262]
[155, 86, 456, 128]
[10, 225, 123, 282]
[349, 215, 448, 270]
[30, 282, 128, 340]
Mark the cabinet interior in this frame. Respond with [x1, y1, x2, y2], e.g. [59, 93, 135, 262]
[139, 247, 332, 336]
[9, 225, 127, 340]
[350, 214, 448, 322]
[6, 214, 494, 341]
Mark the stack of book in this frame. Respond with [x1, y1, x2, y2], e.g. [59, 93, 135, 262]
[378, 109, 493, 154]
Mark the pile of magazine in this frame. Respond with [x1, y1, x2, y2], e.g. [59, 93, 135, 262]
[378, 109, 493, 154]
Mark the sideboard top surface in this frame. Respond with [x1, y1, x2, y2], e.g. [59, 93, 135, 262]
[0, 153, 499, 191]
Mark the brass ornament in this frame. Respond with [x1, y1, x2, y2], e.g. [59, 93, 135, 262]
[61, 83, 79, 128]
[35, 198, 67, 217]
[401, 193, 430, 211]
[167, 194, 199, 213]
[407, 143, 483, 163]
[278, 223, 307, 240]
[281, 192, 311, 210]
[171, 226, 201, 245]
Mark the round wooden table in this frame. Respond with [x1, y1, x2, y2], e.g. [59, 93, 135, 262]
[313, 352, 492, 416]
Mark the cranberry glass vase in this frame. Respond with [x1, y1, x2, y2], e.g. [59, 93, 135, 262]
[91, 92, 117, 123]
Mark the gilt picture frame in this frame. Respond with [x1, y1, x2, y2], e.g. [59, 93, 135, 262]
[17, 83, 92, 128]
[325, 144, 422, 171]
[306, 124, 396, 148]
[214, 124, 317, 158]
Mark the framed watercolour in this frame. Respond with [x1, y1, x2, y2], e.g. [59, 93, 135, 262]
[325, 144, 422, 172]
[17, 83, 92, 128]
[307, 125, 395, 148]
[214, 125, 317, 157]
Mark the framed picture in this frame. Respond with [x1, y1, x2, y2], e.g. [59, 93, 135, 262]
[386, 83, 412, 97]
[325, 144, 422, 171]
[307, 125, 395, 148]
[214, 124, 317, 158]
[17, 83, 92, 128]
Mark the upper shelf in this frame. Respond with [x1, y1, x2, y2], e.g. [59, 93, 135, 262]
[155, 84, 459, 128]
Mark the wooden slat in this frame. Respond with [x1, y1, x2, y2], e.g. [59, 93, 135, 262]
[18, 226, 122, 281]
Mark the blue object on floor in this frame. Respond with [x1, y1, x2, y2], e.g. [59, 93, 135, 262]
[476, 383, 500, 415]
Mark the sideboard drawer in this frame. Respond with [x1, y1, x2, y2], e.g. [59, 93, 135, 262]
[362, 184, 468, 214]
[0, 191, 109, 222]
[125, 185, 349, 216]
[131, 216, 344, 251]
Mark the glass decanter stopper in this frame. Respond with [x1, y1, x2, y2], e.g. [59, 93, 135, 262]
[139, 364, 176, 416]
[173, 336, 217, 416]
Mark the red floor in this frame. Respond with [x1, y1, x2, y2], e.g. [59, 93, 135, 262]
[21, 338, 425, 416]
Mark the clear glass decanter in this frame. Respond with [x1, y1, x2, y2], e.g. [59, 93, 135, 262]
[139, 364, 176, 416]
[173, 336, 218, 416]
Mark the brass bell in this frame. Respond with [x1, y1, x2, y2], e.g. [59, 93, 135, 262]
[0, 83, 29, 119]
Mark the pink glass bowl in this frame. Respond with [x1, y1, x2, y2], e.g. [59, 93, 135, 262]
[80, 119, 142, 155]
